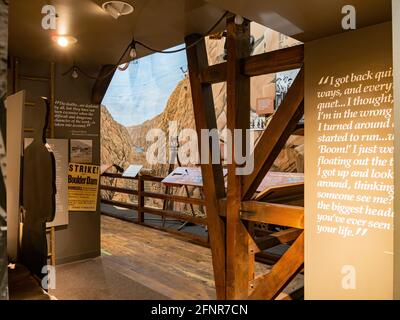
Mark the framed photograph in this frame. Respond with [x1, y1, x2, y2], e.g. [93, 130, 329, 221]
[70, 139, 93, 164]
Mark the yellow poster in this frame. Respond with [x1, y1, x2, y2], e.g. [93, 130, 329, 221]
[68, 163, 100, 211]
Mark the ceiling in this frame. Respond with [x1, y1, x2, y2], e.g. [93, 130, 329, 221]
[8, 0, 392, 69]
[9, 0, 226, 69]
[206, 0, 392, 42]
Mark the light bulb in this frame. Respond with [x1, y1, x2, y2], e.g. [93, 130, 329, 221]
[234, 15, 244, 25]
[57, 37, 69, 47]
[129, 47, 137, 59]
[72, 68, 79, 79]
[105, 4, 122, 19]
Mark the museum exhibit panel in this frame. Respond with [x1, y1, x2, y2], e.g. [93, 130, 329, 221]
[0, 0, 398, 302]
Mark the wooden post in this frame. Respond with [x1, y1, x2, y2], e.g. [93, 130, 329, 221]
[225, 15, 252, 299]
[50, 226, 56, 266]
[91, 65, 116, 105]
[49, 62, 55, 139]
[185, 33, 227, 300]
[137, 175, 144, 223]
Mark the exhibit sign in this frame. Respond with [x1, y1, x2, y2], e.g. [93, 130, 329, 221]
[47, 139, 69, 227]
[122, 164, 143, 178]
[305, 22, 394, 299]
[68, 163, 100, 211]
[54, 101, 99, 137]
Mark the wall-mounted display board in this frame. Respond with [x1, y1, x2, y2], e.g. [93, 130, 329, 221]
[305, 22, 395, 299]
[68, 163, 100, 211]
[24, 138, 69, 227]
[54, 101, 99, 138]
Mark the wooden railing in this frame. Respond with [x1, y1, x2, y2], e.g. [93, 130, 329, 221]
[100, 172, 209, 245]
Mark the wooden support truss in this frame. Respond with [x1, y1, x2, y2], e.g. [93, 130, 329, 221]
[185, 14, 304, 300]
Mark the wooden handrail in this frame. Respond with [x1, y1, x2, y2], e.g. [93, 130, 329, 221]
[100, 172, 206, 226]
[141, 191, 205, 206]
[101, 172, 164, 182]
[100, 184, 138, 195]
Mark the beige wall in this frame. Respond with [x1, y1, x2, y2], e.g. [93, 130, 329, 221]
[305, 22, 394, 299]
[8, 58, 101, 264]
[393, 0, 400, 300]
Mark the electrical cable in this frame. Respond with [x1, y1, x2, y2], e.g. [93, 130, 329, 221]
[63, 10, 229, 80]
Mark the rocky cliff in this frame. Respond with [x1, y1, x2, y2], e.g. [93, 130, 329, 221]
[101, 23, 304, 214]
[127, 76, 196, 177]
[100, 106, 137, 202]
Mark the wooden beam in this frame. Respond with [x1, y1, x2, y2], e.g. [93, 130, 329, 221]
[256, 228, 303, 251]
[241, 201, 304, 229]
[249, 232, 304, 300]
[200, 45, 304, 84]
[225, 15, 252, 299]
[244, 44, 304, 77]
[137, 175, 145, 223]
[200, 63, 226, 84]
[255, 183, 304, 203]
[91, 64, 115, 104]
[185, 34, 227, 299]
[140, 206, 207, 226]
[242, 68, 304, 200]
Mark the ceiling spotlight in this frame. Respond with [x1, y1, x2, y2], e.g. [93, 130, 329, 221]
[102, 1, 134, 19]
[52, 35, 78, 48]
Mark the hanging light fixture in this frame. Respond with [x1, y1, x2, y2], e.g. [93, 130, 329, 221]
[129, 37, 137, 59]
[71, 67, 79, 79]
[102, 1, 134, 19]
[234, 15, 244, 25]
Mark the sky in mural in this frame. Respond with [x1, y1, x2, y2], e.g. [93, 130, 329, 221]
[102, 44, 188, 127]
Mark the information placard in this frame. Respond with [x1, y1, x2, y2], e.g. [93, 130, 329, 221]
[305, 23, 394, 299]
[68, 163, 100, 212]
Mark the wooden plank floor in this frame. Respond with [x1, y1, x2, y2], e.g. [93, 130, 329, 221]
[50, 215, 302, 300]
[101, 215, 217, 299]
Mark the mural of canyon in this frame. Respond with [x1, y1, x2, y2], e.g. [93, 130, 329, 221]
[100, 23, 304, 217]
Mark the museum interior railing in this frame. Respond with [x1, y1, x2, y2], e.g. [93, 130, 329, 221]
[100, 171, 209, 245]
[99, 171, 303, 268]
